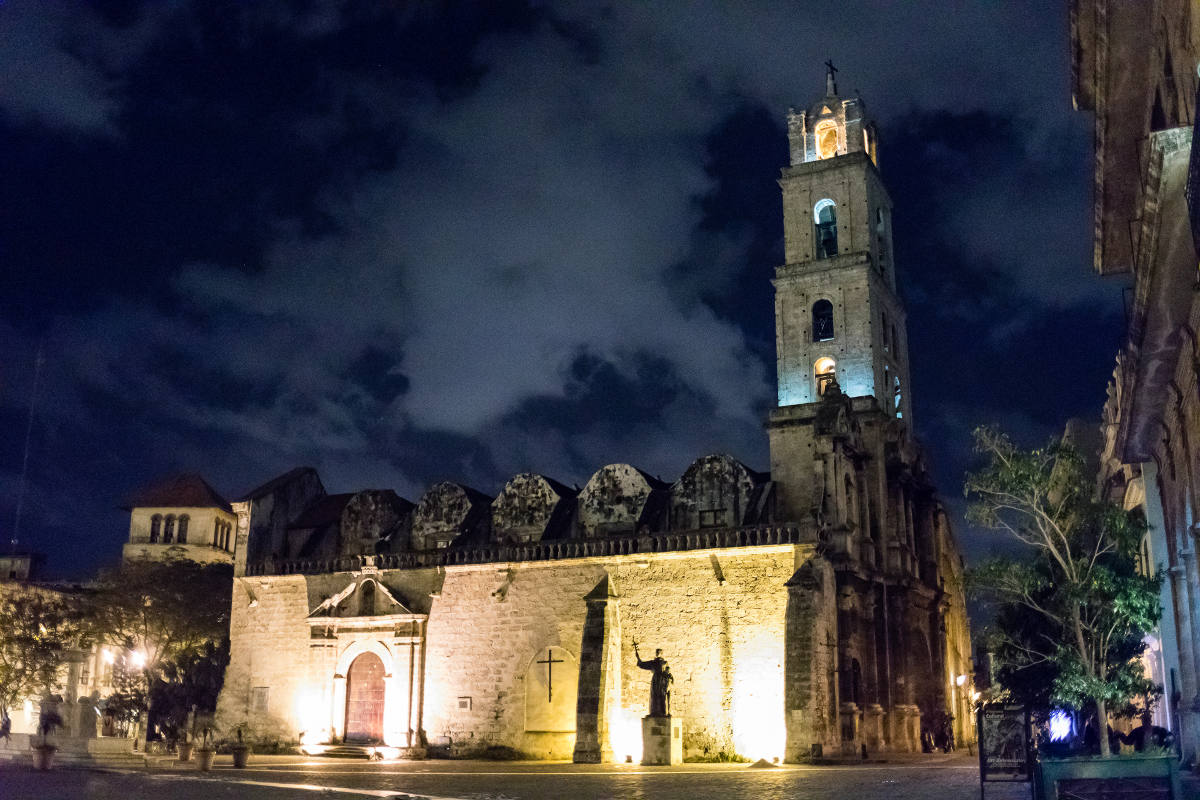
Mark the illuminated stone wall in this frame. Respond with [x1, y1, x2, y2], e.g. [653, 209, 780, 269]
[218, 544, 827, 762]
[421, 544, 810, 761]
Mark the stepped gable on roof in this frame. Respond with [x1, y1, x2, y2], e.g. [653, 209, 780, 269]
[670, 453, 772, 530]
[341, 490, 413, 556]
[123, 473, 232, 512]
[578, 463, 670, 536]
[411, 481, 492, 551]
[491, 473, 577, 545]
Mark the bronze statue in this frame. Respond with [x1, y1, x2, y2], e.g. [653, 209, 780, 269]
[634, 641, 674, 716]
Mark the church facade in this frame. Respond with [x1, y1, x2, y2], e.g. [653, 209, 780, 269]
[214, 75, 973, 762]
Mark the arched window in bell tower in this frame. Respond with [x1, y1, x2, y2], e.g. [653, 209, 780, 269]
[812, 299, 834, 342]
[814, 357, 836, 396]
[814, 199, 838, 259]
[814, 119, 838, 159]
[894, 375, 903, 418]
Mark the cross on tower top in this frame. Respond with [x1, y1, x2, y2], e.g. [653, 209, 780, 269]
[825, 59, 838, 95]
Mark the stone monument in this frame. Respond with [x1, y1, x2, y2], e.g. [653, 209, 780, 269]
[635, 642, 682, 765]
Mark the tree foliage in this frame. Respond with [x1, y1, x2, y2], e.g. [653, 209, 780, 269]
[88, 558, 233, 731]
[965, 427, 1161, 756]
[149, 638, 229, 740]
[0, 587, 84, 717]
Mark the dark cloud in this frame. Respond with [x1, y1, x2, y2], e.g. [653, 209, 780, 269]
[0, 1, 1118, 576]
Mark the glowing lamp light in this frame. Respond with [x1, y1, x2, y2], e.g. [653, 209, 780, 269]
[1049, 710, 1072, 742]
[101, 649, 115, 664]
[129, 650, 146, 668]
[731, 635, 786, 762]
[955, 674, 967, 687]
[610, 709, 643, 765]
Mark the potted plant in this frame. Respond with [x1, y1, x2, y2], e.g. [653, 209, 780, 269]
[32, 706, 63, 771]
[177, 727, 193, 762]
[195, 726, 215, 771]
[230, 725, 250, 769]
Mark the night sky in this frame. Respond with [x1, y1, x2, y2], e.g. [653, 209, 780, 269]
[1, 1, 1126, 578]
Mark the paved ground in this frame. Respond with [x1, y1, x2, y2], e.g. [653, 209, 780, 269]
[0, 753, 1036, 800]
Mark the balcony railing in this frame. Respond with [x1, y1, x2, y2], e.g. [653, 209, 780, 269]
[244, 524, 809, 577]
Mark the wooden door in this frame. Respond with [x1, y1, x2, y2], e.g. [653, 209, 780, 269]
[344, 652, 385, 742]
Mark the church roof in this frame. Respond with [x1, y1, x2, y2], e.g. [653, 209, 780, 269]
[123, 473, 232, 512]
[237, 466, 321, 501]
[288, 493, 354, 530]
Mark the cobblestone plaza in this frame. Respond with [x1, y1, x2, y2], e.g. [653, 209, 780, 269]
[0, 755, 1030, 800]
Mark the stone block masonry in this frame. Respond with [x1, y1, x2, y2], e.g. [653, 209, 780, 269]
[218, 544, 827, 763]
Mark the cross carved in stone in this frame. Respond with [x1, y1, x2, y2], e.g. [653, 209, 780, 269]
[537, 648, 565, 703]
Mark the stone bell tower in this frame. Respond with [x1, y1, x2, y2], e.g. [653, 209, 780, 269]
[768, 65, 914, 525]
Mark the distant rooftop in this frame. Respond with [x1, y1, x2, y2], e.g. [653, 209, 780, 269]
[238, 466, 321, 502]
[124, 473, 232, 512]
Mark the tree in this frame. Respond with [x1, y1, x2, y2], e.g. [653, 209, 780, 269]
[0, 587, 84, 721]
[149, 638, 229, 741]
[88, 558, 233, 737]
[965, 427, 1161, 757]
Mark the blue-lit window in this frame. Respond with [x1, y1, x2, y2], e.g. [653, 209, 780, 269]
[815, 199, 838, 259]
[812, 299, 835, 341]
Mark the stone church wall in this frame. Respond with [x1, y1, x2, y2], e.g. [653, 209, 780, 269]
[421, 544, 810, 761]
[217, 574, 313, 741]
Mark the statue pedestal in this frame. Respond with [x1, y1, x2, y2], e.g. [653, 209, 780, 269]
[641, 715, 682, 765]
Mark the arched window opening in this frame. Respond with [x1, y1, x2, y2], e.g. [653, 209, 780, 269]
[213, 520, 221, 548]
[814, 199, 838, 259]
[891, 324, 899, 358]
[149, 515, 161, 544]
[812, 299, 835, 341]
[163, 514, 175, 544]
[815, 119, 838, 159]
[882, 312, 890, 350]
[177, 514, 189, 544]
[359, 580, 375, 616]
[814, 357, 837, 396]
[894, 376, 903, 418]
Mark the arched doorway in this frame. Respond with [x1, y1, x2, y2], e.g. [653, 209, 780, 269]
[344, 652, 386, 742]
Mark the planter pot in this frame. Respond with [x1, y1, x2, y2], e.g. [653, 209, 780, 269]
[231, 744, 250, 769]
[178, 742, 194, 762]
[1035, 754, 1181, 800]
[196, 748, 216, 771]
[32, 745, 56, 771]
